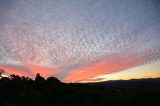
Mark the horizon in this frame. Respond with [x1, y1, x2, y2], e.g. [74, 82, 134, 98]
[1, 69, 160, 84]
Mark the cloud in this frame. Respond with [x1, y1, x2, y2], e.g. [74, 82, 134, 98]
[0, 0, 160, 82]
[0, 65, 29, 77]
[0, 64, 57, 78]
[25, 64, 57, 78]
[64, 48, 160, 82]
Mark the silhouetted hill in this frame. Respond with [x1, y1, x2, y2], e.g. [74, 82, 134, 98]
[84, 78, 160, 88]
[0, 71, 160, 106]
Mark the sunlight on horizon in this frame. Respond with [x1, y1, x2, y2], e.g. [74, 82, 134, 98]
[81, 60, 160, 82]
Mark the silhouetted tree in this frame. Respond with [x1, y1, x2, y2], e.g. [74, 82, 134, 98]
[9, 74, 21, 81]
[0, 76, 10, 82]
[0, 69, 4, 78]
[35, 73, 45, 83]
[47, 77, 61, 84]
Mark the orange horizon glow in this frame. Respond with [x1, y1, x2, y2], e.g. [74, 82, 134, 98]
[81, 61, 160, 82]
[63, 54, 141, 82]
[64, 62, 129, 82]
[0, 64, 57, 78]
[0, 60, 160, 82]
[26, 64, 57, 78]
[0, 66, 28, 77]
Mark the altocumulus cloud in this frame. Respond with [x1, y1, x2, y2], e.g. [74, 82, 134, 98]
[0, 0, 160, 82]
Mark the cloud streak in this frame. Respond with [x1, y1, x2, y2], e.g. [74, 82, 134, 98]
[64, 48, 160, 82]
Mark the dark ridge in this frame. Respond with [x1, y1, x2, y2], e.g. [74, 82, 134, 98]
[83, 78, 160, 88]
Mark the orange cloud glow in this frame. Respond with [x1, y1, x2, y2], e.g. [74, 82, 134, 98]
[0, 64, 57, 78]
[63, 53, 149, 82]
[64, 60, 128, 82]
[0, 66, 28, 76]
[25, 64, 57, 78]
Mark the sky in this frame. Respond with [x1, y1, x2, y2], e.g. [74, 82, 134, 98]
[0, 0, 160, 82]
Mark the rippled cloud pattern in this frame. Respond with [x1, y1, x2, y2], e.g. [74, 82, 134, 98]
[0, 0, 160, 82]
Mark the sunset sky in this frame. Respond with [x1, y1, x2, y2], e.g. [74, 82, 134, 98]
[0, 0, 160, 82]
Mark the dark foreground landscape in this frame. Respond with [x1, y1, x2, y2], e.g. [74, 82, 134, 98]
[0, 70, 160, 106]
